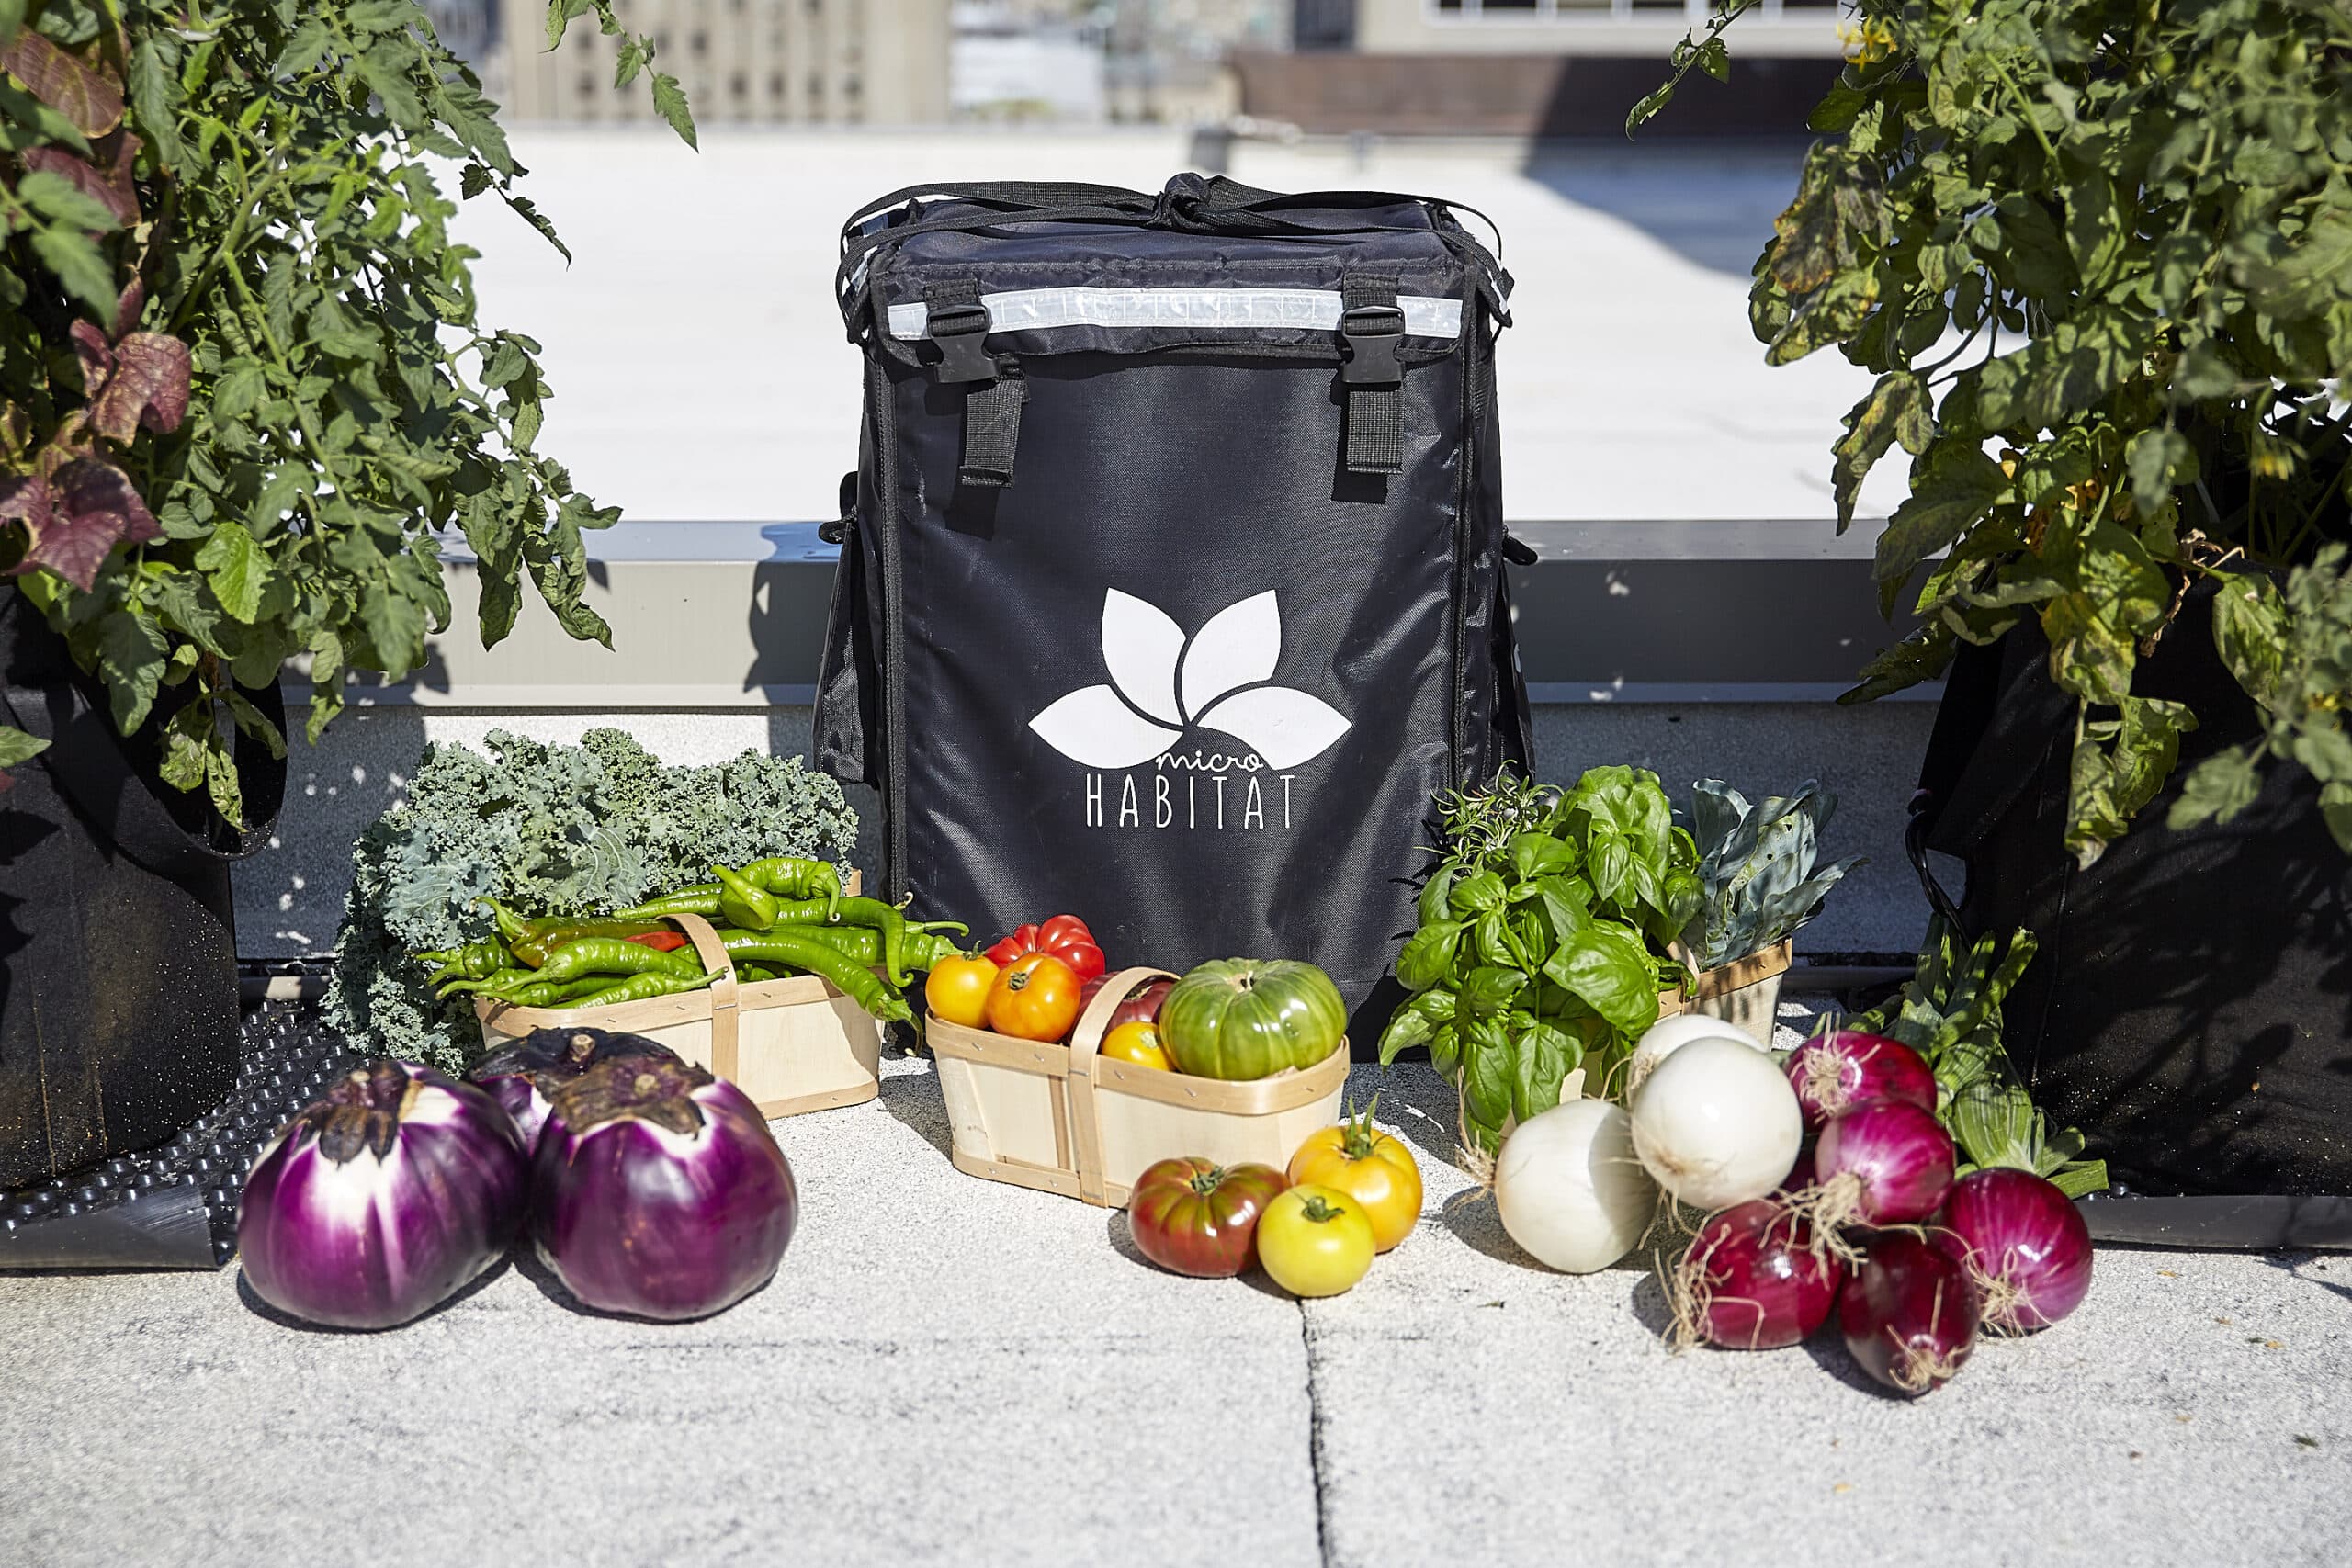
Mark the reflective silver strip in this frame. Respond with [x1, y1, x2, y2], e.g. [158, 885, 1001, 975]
[885, 287, 1464, 341]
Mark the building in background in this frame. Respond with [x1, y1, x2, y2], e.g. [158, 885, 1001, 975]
[1233, 0, 1848, 137]
[499, 0, 953, 124]
[951, 0, 1110, 122]
[424, 0, 500, 73]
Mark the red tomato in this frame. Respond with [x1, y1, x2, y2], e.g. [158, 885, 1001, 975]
[985, 915, 1106, 984]
[1079, 974, 1173, 1031]
[1125, 1157, 1288, 1278]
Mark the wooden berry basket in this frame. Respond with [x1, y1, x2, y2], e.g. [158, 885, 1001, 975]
[473, 907, 883, 1119]
[925, 966, 1349, 1208]
[1678, 938, 1793, 1042]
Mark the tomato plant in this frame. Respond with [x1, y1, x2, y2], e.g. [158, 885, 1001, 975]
[924, 954, 1000, 1030]
[1256, 1184, 1376, 1297]
[985, 953, 1081, 1042]
[1126, 1158, 1286, 1278]
[1287, 1099, 1423, 1252]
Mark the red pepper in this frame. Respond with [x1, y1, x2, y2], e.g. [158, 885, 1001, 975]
[984, 914, 1106, 984]
[625, 931, 690, 953]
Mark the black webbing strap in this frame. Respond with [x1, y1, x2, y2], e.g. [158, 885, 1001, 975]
[923, 280, 1025, 489]
[1340, 276, 1404, 476]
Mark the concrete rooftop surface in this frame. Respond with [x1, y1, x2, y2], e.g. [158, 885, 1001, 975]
[450, 126, 1915, 526]
[5, 1031, 2347, 1568]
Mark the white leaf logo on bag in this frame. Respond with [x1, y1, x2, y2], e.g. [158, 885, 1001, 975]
[1029, 589, 1352, 770]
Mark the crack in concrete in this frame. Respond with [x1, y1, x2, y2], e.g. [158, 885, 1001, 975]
[1299, 1302, 1335, 1568]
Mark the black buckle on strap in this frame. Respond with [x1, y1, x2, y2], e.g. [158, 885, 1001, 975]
[1339, 303, 1405, 386]
[926, 300, 998, 383]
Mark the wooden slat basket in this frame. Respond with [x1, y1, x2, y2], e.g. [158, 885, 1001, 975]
[473, 906, 883, 1120]
[1678, 938, 1793, 1042]
[926, 965, 1349, 1208]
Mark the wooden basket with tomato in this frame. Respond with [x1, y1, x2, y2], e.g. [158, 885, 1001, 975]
[925, 956, 1350, 1209]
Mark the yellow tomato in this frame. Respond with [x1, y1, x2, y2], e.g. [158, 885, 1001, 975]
[1255, 1183, 1375, 1298]
[1099, 1020, 1171, 1071]
[1287, 1101, 1423, 1252]
[924, 953, 999, 1030]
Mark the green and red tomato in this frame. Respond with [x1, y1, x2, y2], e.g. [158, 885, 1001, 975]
[1125, 1157, 1287, 1278]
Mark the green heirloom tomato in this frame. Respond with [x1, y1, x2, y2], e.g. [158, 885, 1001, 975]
[1161, 959, 1348, 1081]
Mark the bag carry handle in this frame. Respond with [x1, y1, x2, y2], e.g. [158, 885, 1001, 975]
[1065, 965, 1180, 1207]
[838, 175, 1510, 338]
[666, 911, 741, 1085]
[0, 590, 286, 870]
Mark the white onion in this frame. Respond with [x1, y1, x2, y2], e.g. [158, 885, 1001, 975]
[1628, 1037, 1803, 1211]
[1493, 1100, 1658, 1273]
[1624, 1013, 1764, 1097]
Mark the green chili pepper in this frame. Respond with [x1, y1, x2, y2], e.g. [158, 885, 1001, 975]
[562, 968, 729, 1010]
[492, 975, 636, 1010]
[735, 963, 785, 983]
[510, 919, 673, 968]
[741, 856, 842, 916]
[611, 884, 722, 919]
[418, 938, 512, 984]
[710, 863, 780, 931]
[719, 925, 884, 968]
[437, 967, 541, 998]
[707, 930, 911, 1022]
[481, 899, 536, 943]
[525, 937, 702, 988]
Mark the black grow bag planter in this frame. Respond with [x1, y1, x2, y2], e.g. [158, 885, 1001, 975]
[0, 587, 283, 1190]
[1912, 581, 2352, 1197]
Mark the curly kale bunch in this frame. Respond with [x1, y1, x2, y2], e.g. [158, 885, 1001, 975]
[327, 728, 856, 1074]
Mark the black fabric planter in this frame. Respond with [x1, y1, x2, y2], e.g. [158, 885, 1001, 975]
[1914, 583, 2352, 1196]
[0, 589, 283, 1190]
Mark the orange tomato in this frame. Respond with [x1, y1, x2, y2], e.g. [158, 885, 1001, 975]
[985, 953, 1082, 1042]
[1099, 1020, 1172, 1072]
[924, 954, 1000, 1030]
[1286, 1099, 1423, 1252]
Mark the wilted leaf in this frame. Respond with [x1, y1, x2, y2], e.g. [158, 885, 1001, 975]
[86, 331, 194, 440]
[1, 458, 164, 591]
[1831, 372, 1929, 530]
[1, 31, 125, 136]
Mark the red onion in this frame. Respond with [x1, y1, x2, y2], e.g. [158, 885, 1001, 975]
[533, 1055, 797, 1321]
[1934, 1168, 2094, 1335]
[1669, 1199, 1845, 1350]
[1803, 1100, 1956, 1241]
[1839, 1233, 1980, 1396]
[1784, 1030, 1938, 1127]
[467, 1027, 678, 1149]
[239, 1060, 528, 1330]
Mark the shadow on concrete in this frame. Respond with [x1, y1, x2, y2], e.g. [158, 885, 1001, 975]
[510, 1244, 783, 1322]
[1519, 139, 1813, 279]
[875, 1061, 954, 1161]
[235, 1250, 514, 1332]
[1102, 1208, 1295, 1300]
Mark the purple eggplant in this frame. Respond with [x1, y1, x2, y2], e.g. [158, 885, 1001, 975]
[533, 1055, 797, 1321]
[467, 1026, 678, 1149]
[239, 1060, 528, 1330]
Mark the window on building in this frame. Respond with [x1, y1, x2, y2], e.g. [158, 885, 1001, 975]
[691, 29, 708, 53]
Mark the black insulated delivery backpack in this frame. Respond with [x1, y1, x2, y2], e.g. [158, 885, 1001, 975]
[815, 175, 1528, 1033]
